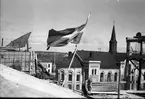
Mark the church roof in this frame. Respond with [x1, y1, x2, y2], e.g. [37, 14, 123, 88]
[76, 50, 126, 69]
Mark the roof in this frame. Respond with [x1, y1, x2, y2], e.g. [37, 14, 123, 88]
[36, 50, 145, 69]
[36, 51, 68, 63]
[110, 25, 117, 42]
[76, 50, 126, 69]
[35, 51, 85, 69]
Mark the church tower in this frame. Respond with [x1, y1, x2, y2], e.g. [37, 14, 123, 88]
[109, 24, 117, 54]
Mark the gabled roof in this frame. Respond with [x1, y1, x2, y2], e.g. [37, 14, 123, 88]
[76, 50, 126, 69]
[55, 55, 84, 69]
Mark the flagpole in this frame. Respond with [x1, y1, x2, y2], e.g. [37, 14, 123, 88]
[62, 44, 78, 87]
[68, 44, 78, 69]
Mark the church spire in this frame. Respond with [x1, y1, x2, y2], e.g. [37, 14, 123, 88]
[109, 22, 117, 54]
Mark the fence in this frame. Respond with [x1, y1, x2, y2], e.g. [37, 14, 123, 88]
[0, 51, 36, 75]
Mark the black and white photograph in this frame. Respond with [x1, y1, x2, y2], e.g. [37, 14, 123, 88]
[0, 0, 145, 98]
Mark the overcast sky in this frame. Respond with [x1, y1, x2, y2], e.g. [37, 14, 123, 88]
[0, 0, 145, 52]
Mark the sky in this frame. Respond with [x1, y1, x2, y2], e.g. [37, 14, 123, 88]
[0, 0, 145, 53]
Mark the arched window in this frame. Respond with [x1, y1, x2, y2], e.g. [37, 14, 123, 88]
[68, 71, 73, 81]
[114, 72, 118, 82]
[107, 72, 112, 82]
[100, 72, 104, 82]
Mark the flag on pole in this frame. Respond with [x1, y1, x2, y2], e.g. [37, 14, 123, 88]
[6, 32, 31, 48]
[47, 13, 91, 50]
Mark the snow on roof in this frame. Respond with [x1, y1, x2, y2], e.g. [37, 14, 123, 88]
[0, 64, 85, 98]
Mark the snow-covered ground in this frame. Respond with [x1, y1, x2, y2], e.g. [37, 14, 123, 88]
[0, 64, 85, 98]
[89, 89, 144, 99]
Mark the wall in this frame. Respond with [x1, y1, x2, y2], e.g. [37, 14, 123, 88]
[58, 68, 82, 91]
[0, 51, 36, 75]
[89, 61, 101, 82]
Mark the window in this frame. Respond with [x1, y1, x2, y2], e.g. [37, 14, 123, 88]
[76, 74, 80, 81]
[114, 72, 117, 82]
[92, 69, 97, 75]
[107, 72, 112, 82]
[76, 84, 80, 90]
[47, 69, 50, 73]
[68, 72, 73, 81]
[61, 71, 64, 81]
[92, 69, 94, 75]
[68, 84, 72, 89]
[47, 64, 50, 68]
[100, 72, 104, 82]
[95, 69, 97, 75]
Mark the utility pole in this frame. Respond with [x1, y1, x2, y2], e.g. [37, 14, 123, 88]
[137, 38, 143, 90]
[125, 38, 131, 90]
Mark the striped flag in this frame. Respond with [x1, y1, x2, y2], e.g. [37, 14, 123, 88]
[47, 13, 91, 50]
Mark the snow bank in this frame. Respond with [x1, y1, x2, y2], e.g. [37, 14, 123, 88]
[0, 64, 84, 98]
[0, 75, 54, 97]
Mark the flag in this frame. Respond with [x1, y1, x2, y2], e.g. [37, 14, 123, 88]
[70, 32, 83, 44]
[47, 13, 91, 50]
[6, 32, 31, 48]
